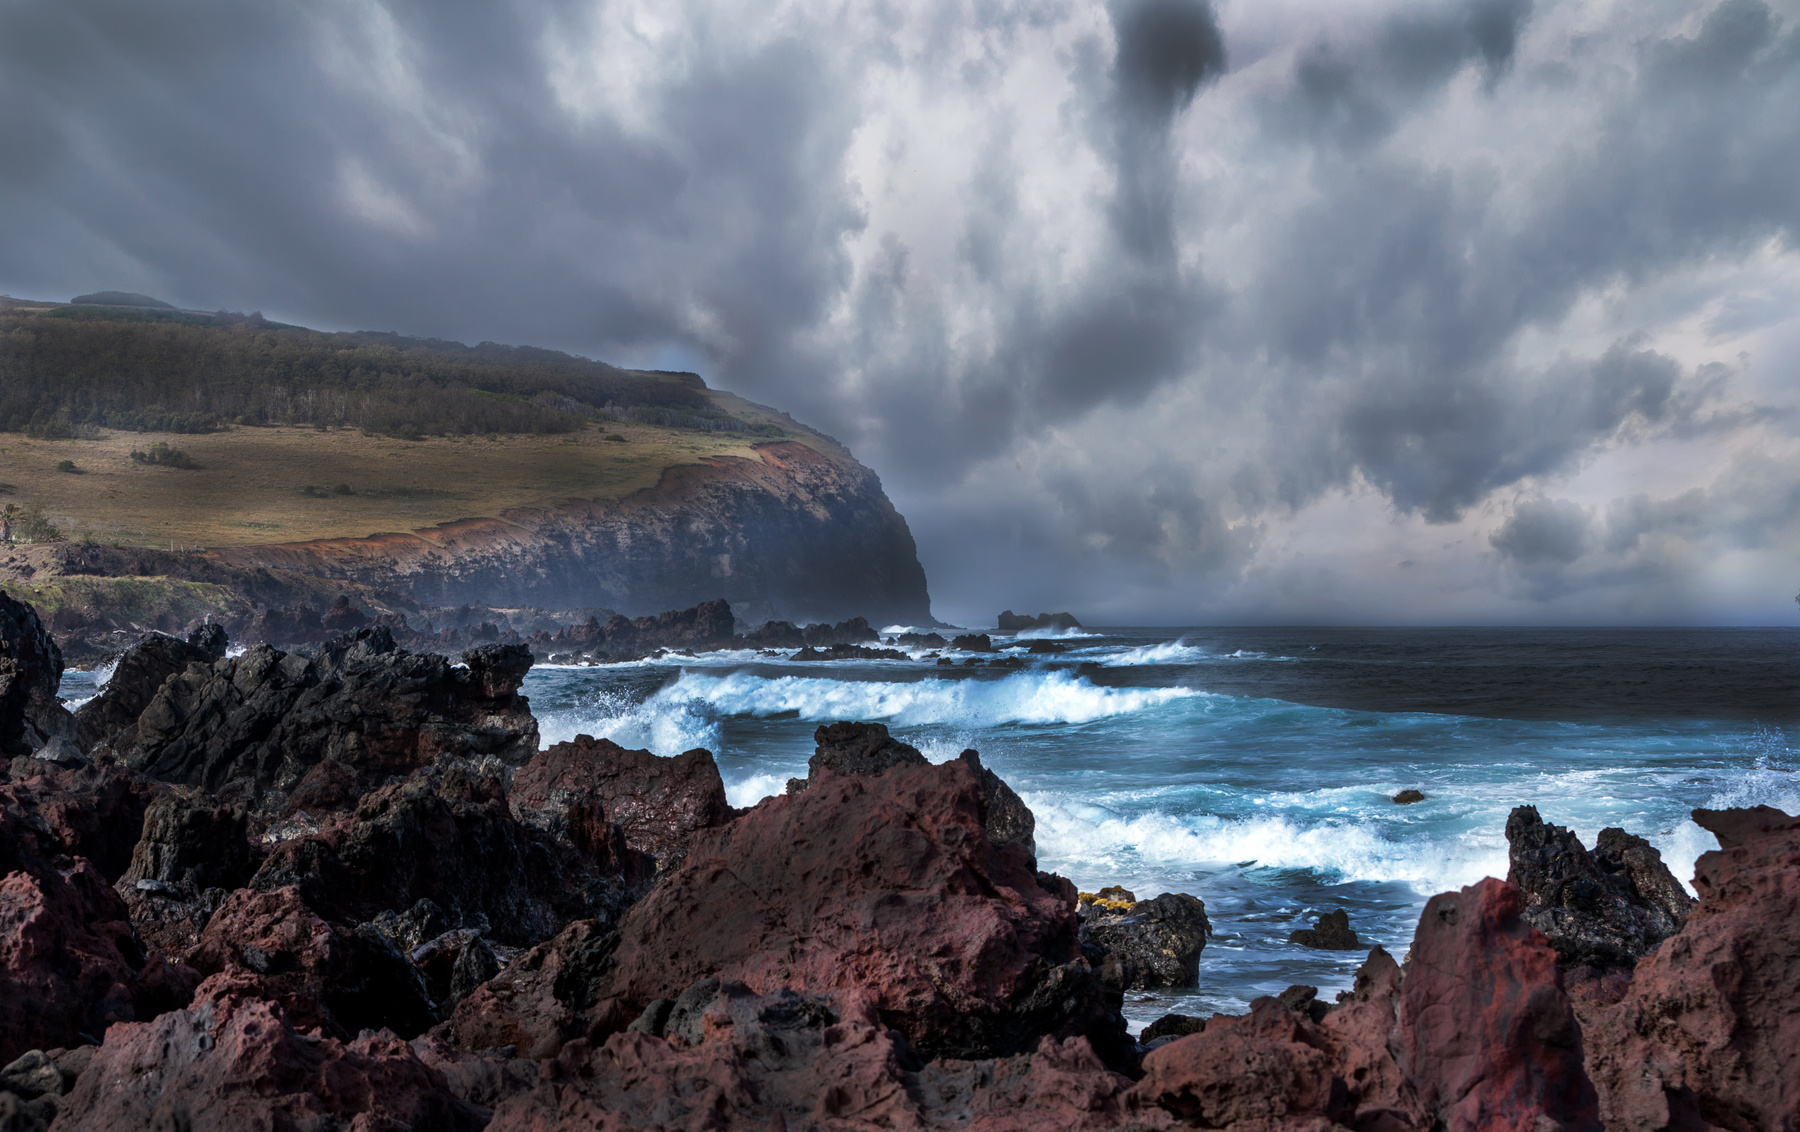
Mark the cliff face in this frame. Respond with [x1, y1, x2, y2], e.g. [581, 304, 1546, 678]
[204, 441, 934, 628]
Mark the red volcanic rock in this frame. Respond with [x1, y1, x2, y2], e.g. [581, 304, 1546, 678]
[0, 858, 196, 1064]
[487, 982, 1142, 1132]
[1583, 806, 1800, 1132]
[53, 973, 484, 1132]
[1132, 1000, 1348, 1128]
[0, 759, 155, 883]
[187, 886, 438, 1040]
[509, 734, 731, 867]
[1399, 878, 1599, 1132]
[448, 919, 620, 1060]
[592, 759, 1129, 1067]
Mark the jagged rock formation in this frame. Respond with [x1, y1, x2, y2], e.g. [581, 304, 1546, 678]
[0, 593, 73, 757]
[1289, 908, 1362, 950]
[1504, 805, 1694, 970]
[207, 441, 935, 627]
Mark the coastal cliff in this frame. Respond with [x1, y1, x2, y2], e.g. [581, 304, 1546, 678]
[202, 440, 932, 628]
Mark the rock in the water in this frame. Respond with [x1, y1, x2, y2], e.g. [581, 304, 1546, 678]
[248, 765, 633, 947]
[997, 611, 1083, 632]
[1080, 892, 1211, 989]
[1393, 788, 1426, 804]
[1289, 908, 1362, 950]
[0, 593, 73, 758]
[1399, 878, 1600, 1132]
[1140, 1013, 1205, 1044]
[951, 632, 996, 652]
[110, 627, 539, 806]
[592, 758, 1132, 1068]
[510, 734, 731, 868]
[1504, 805, 1693, 970]
[1582, 806, 1800, 1132]
[52, 973, 484, 1132]
[187, 886, 438, 1039]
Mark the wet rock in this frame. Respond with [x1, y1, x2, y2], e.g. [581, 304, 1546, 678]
[997, 611, 1083, 632]
[737, 619, 805, 648]
[1079, 892, 1212, 990]
[1393, 788, 1426, 804]
[0, 593, 73, 758]
[0, 857, 197, 1064]
[510, 734, 732, 867]
[1140, 1013, 1205, 1044]
[594, 759, 1132, 1069]
[1288, 907, 1362, 950]
[898, 631, 947, 647]
[1398, 878, 1600, 1132]
[249, 765, 633, 947]
[53, 973, 485, 1132]
[786, 643, 909, 661]
[111, 627, 539, 806]
[1504, 805, 1693, 970]
[951, 632, 996, 652]
[1582, 806, 1800, 1132]
[187, 886, 438, 1039]
[1027, 640, 1067, 654]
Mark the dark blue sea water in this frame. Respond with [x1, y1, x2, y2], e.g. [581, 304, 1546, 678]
[521, 626, 1800, 1032]
[61, 626, 1798, 1033]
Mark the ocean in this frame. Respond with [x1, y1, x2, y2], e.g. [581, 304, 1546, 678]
[57, 625, 1799, 1034]
[522, 626, 1800, 1032]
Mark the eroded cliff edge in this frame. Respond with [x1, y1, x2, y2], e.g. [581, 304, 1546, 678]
[199, 439, 934, 628]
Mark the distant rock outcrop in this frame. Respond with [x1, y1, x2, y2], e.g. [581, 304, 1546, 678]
[997, 610, 1082, 632]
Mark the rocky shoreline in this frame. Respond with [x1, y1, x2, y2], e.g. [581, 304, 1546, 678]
[3, 591, 1796, 1130]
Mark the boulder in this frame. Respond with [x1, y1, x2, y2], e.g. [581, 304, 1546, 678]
[110, 627, 539, 807]
[52, 973, 484, 1132]
[1398, 878, 1599, 1132]
[1288, 907, 1361, 950]
[187, 886, 438, 1039]
[248, 764, 634, 947]
[1504, 805, 1693, 970]
[1131, 998, 1349, 1128]
[0, 593, 72, 758]
[1582, 806, 1800, 1132]
[952, 632, 997, 652]
[1140, 1013, 1205, 1044]
[1393, 788, 1425, 804]
[592, 759, 1132, 1068]
[509, 734, 732, 867]
[1079, 892, 1212, 989]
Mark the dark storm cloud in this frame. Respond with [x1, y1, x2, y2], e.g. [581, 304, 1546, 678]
[2, 0, 1797, 620]
[1491, 497, 1591, 564]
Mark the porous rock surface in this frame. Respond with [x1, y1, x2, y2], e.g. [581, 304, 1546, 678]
[510, 734, 733, 866]
[592, 757, 1132, 1068]
[1582, 805, 1800, 1132]
[0, 592, 73, 758]
[1505, 804, 1694, 970]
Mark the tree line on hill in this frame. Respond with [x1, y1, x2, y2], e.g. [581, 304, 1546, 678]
[0, 305, 778, 439]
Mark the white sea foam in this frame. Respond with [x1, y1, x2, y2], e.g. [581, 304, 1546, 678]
[1029, 796, 1506, 894]
[1007, 626, 1103, 640]
[538, 668, 1200, 752]
[1100, 640, 1211, 666]
[724, 772, 793, 808]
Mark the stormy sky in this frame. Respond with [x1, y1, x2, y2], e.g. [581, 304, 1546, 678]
[4, 0, 1798, 626]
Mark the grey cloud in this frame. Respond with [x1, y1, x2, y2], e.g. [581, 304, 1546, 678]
[1492, 498, 1592, 563]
